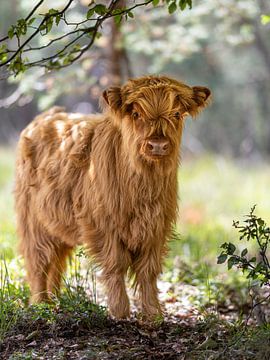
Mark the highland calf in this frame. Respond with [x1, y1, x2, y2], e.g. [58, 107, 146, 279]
[15, 76, 211, 319]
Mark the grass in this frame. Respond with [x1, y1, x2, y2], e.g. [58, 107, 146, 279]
[176, 154, 270, 263]
[0, 254, 107, 345]
[1, 147, 270, 358]
[0, 148, 16, 260]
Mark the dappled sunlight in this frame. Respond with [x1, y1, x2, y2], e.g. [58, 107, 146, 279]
[55, 120, 66, 137]
[71, 123, 79, 141]
[25, 122, 36, 138]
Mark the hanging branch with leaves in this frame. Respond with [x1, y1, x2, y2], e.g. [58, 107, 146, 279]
[0, 0, 192, 77]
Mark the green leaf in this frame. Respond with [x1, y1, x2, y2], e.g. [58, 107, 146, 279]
[241, 248, 248, 257]
[63, 56, 71, 66]
[114, 14, 122, 25]
[71, 44, 81, 53]
[257, 218, 265, 226]
[9, 55, 26, 75]
[87, 8, 95, 19]
[94, 4, 107, 15]
[28, 17, 36, 26]
[128, 11, 134, 18]
[227, 242, 236, 255]
[8, 26, 15, 39]
[0, 44, 7, 52]
[152, 0, 160, 6]
[168, 2, 177, 14]
[0, 52, 8, 63]
[217, 254, 227, 264]
[17, 19, 27, 35]
[46, 19, 53, 33]
[55, 14, 61, 26]
[228, 256, 238, 270]
[220, 242, 228, 249]
[255, 262, 265, 272]
[179, 0, 187, 11]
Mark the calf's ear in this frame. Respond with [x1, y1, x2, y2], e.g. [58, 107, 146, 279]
[188, 86, 211, 117]
[102, 86, 122, 112]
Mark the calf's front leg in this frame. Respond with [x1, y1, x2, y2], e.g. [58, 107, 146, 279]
[97, 237, 132, 319]
[102, 271, 130, 318]
[132, 248, 163, 318]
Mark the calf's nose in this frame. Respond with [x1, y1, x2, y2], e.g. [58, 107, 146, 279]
[146, 139, 170, 156]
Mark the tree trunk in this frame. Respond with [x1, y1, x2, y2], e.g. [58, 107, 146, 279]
[108, 0, 133, 86]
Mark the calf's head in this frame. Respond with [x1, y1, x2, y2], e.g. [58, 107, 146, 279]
[103, 76, 211, 173]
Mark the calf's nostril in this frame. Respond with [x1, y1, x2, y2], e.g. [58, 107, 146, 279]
[147, 142, 154, 151]
[162, 143, 169, 151]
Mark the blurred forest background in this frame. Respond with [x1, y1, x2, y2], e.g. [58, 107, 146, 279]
[0, 0, 270, 158]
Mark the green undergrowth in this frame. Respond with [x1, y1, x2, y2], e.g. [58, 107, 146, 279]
[1, 254, 269, 360]
[1, 255, 269, 359]
[0, 255, 107, 347]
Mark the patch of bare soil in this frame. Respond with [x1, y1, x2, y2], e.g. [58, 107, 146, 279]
[0, 313, 218, 360]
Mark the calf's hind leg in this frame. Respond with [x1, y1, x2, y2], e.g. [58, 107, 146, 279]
[19, 221, 57, 303]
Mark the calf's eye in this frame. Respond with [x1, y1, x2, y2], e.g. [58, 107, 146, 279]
[174, 112, 181, 120]
[132, 112, 139, 120]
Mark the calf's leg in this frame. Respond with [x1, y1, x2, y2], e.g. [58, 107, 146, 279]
[19, 220, 59, 303]
[132, 248, 163, 318]
[99, 239, 131, 318]
[103, 271, 130, 318]
[47, 244, 74, 298]
[27, 261, 50, 303]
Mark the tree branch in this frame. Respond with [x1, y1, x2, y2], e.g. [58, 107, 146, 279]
[0, 0, 191, 76]
[0, 0, 74, 67]
[25, 0, 46, 22]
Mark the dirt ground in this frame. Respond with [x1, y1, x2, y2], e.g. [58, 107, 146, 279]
[1, 281, 262, 360]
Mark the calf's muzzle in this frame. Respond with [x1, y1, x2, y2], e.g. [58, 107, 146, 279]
[146, 138, 170, 156]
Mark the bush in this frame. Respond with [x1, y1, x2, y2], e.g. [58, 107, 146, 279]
[218, 206, 270, 286]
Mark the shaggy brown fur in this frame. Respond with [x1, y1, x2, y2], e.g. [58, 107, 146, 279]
[15, 75, 211, 318]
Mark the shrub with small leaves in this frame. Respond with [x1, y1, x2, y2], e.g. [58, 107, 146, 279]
[217, 206, 270, 286]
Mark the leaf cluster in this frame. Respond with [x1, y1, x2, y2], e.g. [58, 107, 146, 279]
[165, 0, 192, 14]
[217, 206, 270, 286]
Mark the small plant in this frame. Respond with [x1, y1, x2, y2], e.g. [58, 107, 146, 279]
[56, 249, 107, 329]
[0, 258, 24, 343]
[218, 206, 270, 286]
